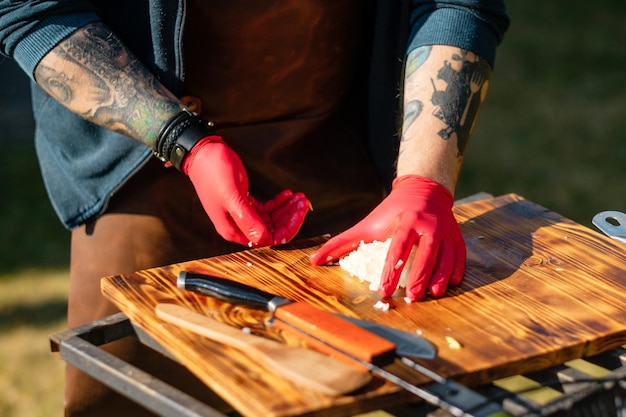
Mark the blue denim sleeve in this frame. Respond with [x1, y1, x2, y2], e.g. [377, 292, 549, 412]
[0, 1, 100, 78]
[408, 0, 510, 67]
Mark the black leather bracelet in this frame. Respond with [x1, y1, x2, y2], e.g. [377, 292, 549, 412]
[153, 109, 216, 171]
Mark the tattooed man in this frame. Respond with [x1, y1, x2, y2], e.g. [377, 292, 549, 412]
[0, 1, 508, 415]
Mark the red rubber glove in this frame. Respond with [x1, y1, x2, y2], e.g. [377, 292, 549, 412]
[250, 189, 312, 245]
[183, 136, 311, 247]
[310, 175, 465, 301]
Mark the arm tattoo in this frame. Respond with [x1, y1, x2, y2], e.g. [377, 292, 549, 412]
[405, 45, 432, 77]
[34, 23, 180, 147]
[430, 51, 491, 156]
[401, 100, 423, 142]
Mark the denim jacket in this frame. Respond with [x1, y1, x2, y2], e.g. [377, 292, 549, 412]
[0, 0, 508, 229]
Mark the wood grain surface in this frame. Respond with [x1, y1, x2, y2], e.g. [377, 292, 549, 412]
[101, 194, 626, 416]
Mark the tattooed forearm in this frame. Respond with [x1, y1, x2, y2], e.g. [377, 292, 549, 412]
[34, 22, 181, 148]
[429, 50, 491, 156]
[398, 45, 493, 191]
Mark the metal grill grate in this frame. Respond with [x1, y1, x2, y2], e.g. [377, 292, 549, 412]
[480, 347, 626, 417]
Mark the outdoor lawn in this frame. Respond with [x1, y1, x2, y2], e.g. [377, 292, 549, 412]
[1, 1, 624, 416]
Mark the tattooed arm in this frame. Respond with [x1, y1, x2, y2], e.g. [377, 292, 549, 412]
[34, 22, 183, 149]
[398, 45, 492, 194]
[311, 2, 507, 300]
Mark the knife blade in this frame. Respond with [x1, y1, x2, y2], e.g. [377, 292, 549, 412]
[177, 271, 510, 417]
[177, 271, 435, 359]
[337, 315, 436, 360]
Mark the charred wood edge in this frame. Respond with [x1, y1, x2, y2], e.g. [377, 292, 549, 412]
[50, 312, 228, 417]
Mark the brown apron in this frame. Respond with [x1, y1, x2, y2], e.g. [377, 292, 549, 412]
[183, 0, 384, 235]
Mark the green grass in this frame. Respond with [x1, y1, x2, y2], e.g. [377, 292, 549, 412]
[0, 269, 68, 416]
[1, 1, 626, 416]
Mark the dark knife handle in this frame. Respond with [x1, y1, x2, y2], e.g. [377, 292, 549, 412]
[178, 271, 274, 310]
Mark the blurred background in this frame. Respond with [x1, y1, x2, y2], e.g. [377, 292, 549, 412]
[0, 1, 624, 416]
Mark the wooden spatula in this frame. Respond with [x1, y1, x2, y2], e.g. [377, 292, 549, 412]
[155, 303, 371, 396]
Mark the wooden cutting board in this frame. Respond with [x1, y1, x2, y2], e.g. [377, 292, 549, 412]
[101, 193, 626, 416]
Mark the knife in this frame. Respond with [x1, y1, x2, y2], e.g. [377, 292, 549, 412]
[178, 271, 397, 366]
[177, 271, 436, 360]
[177, 271, 511, 417]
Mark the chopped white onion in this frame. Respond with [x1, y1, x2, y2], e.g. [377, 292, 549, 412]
[339, 239, 416, 291]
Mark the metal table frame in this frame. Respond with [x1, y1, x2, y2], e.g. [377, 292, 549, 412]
[50, 313, 229, 417]
[50, 312, 626, 417]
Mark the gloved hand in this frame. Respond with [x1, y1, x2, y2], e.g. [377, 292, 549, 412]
[250, 189, 312, 245]
[183, 136, 310, 247]
[310, 175, 465, 301]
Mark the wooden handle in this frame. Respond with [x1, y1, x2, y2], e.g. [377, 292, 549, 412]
[273, 302, 396, 367]
[155, 304, 371, 396]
